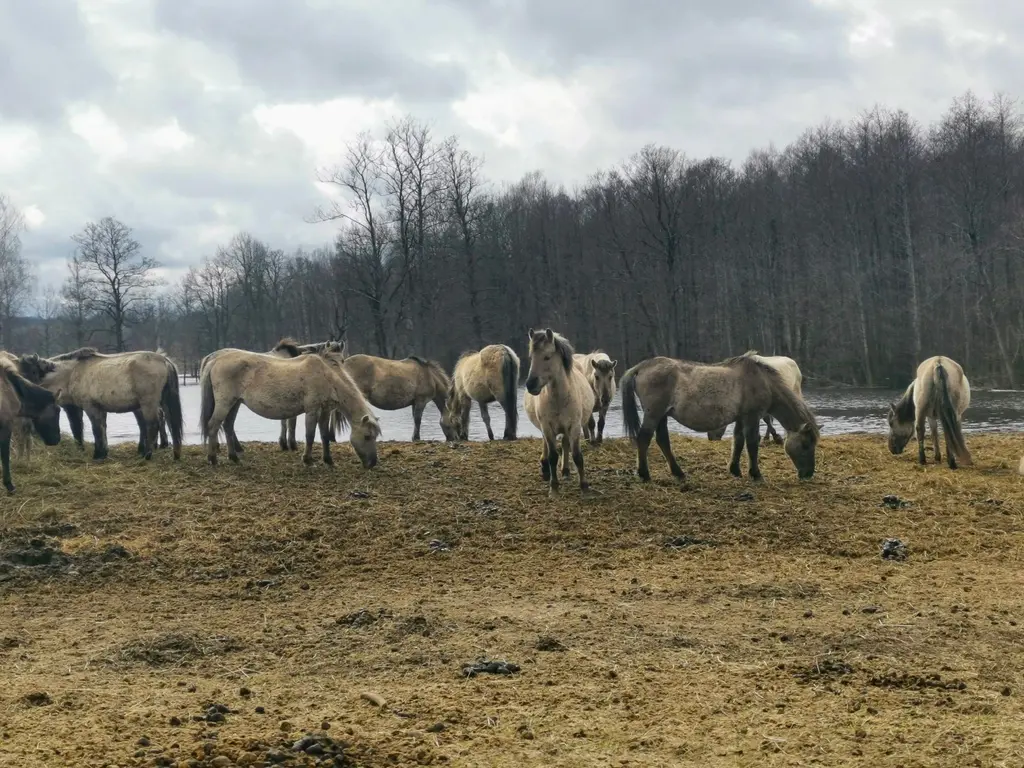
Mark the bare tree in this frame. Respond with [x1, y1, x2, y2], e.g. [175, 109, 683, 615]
[61, 254, 92, 347]
[71, 217, 160, 351]
[0, 195, 33, 348]
[35, 285, 61, 356]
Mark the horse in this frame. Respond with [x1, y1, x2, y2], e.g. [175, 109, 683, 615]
[0, 350, 34, 459]
[271, 338, 347, 451]
[199, 348, 380, 468]
[887, 355, 972, 469]
[620, 351, 819, 483]
[339, 353, 456, 442]
[0, 355, 62, 494]
[19, 348, 183, 461]
[523, 328, 595, 496]
[573, 351, 617, 445]
[707, 353, 803, 444]
[441, 344, 520, 441]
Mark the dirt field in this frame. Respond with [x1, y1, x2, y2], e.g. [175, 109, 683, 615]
[1, 433, 1023, 767]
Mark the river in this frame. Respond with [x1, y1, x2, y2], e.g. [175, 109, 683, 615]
[93, 384, 1024, 446]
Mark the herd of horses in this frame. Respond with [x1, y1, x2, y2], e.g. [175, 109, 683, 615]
[0, 330, 978, 496]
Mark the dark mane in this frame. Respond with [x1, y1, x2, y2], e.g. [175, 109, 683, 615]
[15, 353, 57, 383]
[552, 334, 575, 372]
[1, 362, 56, 410]
[892, 383, 916, 425]
[51, 347, 99, 361]
[406, 354, 430, 366]
[273, 338, 302, 357]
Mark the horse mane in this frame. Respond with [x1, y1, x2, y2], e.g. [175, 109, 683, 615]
[272, 338, 303, 357]
[0, 357, 55, 410]
[718, 349, 762, 367]
[51, 347, 101, 361]
[892, 383, 916, 424]
[16, 353, 57, 382]
[766, 370, 820, 436]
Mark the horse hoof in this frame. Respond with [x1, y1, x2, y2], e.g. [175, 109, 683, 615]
[208, 455, 218, 466]
[278, 441, 288, 452]
[4, 484, 14, 495]
[728, 465, 741, 478]
[302, 456, 315, 466]
[228, 454, 240, 464]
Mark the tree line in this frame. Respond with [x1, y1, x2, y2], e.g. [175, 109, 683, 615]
[3, 91, 1024, 388]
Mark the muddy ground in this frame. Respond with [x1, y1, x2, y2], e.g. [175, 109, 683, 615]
[1, 434, 1022, 767]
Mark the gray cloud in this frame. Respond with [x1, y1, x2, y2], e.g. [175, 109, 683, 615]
[0, 0, 112, 121]
[151, 0, 472, 105]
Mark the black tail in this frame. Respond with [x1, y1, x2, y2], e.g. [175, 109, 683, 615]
[935, 362, 971, 467]
[199, 368, 215, 441]
[63, 405, 85, 447]
[501, 347, 519, 437]
[621, 364, 643, 440]
[161, 363, 185, 449]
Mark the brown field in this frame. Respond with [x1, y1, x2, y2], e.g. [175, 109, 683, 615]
[1, 433, 1023, 768]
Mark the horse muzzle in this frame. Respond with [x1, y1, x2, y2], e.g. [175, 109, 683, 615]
[525, 378, 542, 396]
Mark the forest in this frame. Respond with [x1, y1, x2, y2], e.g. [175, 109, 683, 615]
[2, 90, 1024, 388]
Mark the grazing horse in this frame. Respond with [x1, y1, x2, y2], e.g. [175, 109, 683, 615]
[621, 351, 819, 483]
[0, 350, 34, 458]
[573, 351, 617, 445]
[19, 348, 184, 461]
[271, 338, 347, 451]
[523, 328, 595, 496]
[200, 348, 380, 468]
[707, 353, 803, 444]
[442, 344, 520, 441]
[340, 353, 456, 442]
[887, 355, 972, 469]
[0, 355, 62, 494]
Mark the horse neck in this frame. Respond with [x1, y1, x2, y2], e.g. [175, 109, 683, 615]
[46, 363, 74, 393]
[767, 384, 812, 432]
[546, 365, 574, 398]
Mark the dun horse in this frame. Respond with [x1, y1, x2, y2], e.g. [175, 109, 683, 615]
[887, 355, 972, 469]
[573, 351, 617, 444]
[0, 350, 34, 458]
[0, 355, 62, 494]
[339, 353, 456, 442]
[272, 338, 347, 451]
[442, 344, 520, 441]
[621, 351, 819, 483]
[19, 348, 184, 461]
[707, 353, 803, 444]
[523, 329, 595, 495]
[200, 348, 380, 468]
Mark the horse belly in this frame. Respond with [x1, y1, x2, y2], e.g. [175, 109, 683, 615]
[368, 380, 416, 410]
[241, 389, 306, 420]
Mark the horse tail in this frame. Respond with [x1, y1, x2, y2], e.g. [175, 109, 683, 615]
[273, 338, 302, 357]
[935, 361, 971, 466]
[621, 363, 643, 441]
[199, 364, 216, 441]
[501, 346, 518, 436]
[161, 360, 185, 448]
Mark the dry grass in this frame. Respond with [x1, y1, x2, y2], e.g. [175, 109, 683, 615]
[1, 434, 1023, 767]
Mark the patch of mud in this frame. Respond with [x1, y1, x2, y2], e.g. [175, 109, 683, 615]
[106, 631, 243, 668]
[795, 658, 856, 683]
[336, 608, 394, 628]
[0, 536, 134, 583]
[868, 671, 967, 691]
[664, 535, 717, 549]
[730, 582, 822, 600]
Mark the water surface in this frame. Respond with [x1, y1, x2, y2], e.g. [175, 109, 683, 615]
[94, 385, 1024, 446]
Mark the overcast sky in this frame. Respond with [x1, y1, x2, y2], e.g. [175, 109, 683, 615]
[2, 0, 1019, 295]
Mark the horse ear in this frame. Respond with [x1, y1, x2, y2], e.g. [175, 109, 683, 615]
[590, 359, 599, 369]
[544, 328, 553, 341]
[361, 414, 372, 424]
[611, 360, 618, 369]
[528, 327, 535, 339]
[798, 422, 813, 436]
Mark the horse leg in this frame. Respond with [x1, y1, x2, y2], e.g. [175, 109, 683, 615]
[279, 420, 289, 451]
[560, 432, 571, 478]
[597, 406, 608, 445]
[158, 409, 169, 449]
[728, 421, 744, 477]
[929, 415, 941, 464]
[763, 415, 782, 445]
[540, 438, 551, 481]
[744, 417, 763, 482]
[571, 431, 588, 492]
[85, 408, 108, 461]
[302, 411, 318, 465]
[223, 401, 244, 463]
[916, 413, 927, 465]
[479, 402, 495, 441]
[461, 398, 472, 441]
[319, 410, 333, 465]
[943, 420, 958, 470]
[411, 400, 426, 442]
[585, 414, 596, 445]
[635, 414, 657, 482]
[1, 429, 13, 494]
[205, 400, 234, 467]
[132, 410, 146, 456]
[545, 433, 561, 496]
[655, 416, 685, 481]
